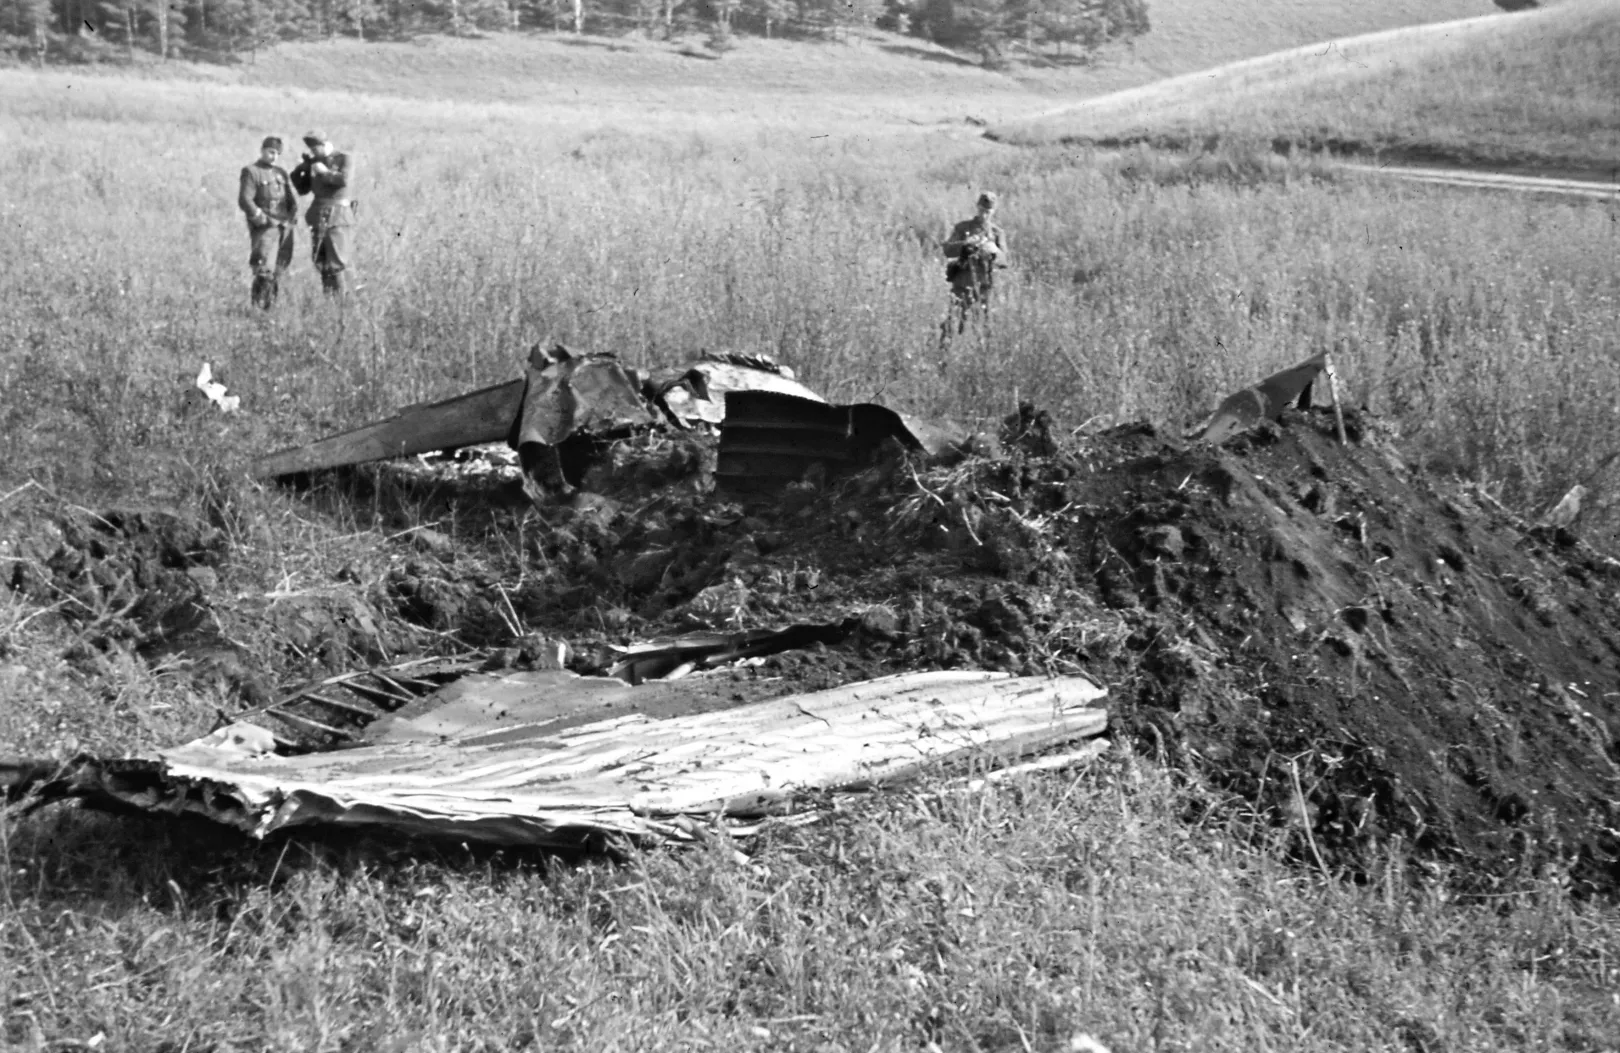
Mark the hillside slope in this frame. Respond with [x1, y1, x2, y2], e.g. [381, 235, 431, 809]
[996, 0, 1620, 169]
[4, 32, 1041, 126]
[1015, 0, 1504, 95]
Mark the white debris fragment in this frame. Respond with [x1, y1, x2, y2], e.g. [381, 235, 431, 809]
[188, 721, 276, 757]
[196, 362, 242, 414]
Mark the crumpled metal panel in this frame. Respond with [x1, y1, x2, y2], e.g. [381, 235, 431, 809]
[515, 347, 658, 449]
[6, 671, 1107, 848]
[1196, 353, 1327, 444]
[649, 358, 827, 427]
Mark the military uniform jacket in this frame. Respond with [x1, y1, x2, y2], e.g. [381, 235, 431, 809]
[291, 151, 356, 229]
[943, 216, 1006, 263]
[238, 162, 298, 228]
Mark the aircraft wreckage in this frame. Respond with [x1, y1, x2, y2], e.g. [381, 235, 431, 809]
[251, 344, 983, 494]
[2, 349, 1348, 850]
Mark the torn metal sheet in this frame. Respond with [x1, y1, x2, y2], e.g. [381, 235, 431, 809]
[1195, 353, 1327, 445]
[253, 379, 526, 478]
[516, 346, 657, 448]
[7, 671, 1107, 848]
[648, 355, 827, 428]
[717, 392, 975, 491]
[516, 346, 662, 492]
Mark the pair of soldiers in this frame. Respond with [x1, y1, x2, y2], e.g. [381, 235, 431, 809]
[237, 131, 356, 309]
[942, 190, 1007, 339]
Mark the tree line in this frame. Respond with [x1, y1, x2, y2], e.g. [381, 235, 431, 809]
[0, 0, 1148, 66]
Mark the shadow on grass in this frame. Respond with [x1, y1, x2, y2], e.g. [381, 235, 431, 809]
[877, 42, 978, 68]
[1012, 50, 1099, 68]
[273, 459, 533, 551]
[3, 802, 603, 907]
[552, 35, 638, 52]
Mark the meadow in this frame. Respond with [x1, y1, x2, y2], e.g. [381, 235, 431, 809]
[3, 12, 1620, 1051]
[2, 32, 1617, 522]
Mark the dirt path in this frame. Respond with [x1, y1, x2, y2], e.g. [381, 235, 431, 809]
[1346, 162, 1620, 202]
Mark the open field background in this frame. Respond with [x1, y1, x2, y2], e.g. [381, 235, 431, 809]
[2, 4, 1618, 525]
[4, 3, 1620, 1049]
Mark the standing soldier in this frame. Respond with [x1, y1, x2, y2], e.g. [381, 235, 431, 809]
[290, 130, 356, 296]
[941, 190, 1007, 338]
[237, 136, 298, 310]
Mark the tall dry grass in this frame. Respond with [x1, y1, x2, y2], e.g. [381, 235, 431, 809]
[3, 68, 1617, 528]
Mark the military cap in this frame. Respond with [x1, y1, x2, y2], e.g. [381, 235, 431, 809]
[261, 136, 284, 150]
[302, 130, 330, 147]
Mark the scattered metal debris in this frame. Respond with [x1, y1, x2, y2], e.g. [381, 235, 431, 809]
[606, 620, 859, 684]
[7, 671, 1108, 848]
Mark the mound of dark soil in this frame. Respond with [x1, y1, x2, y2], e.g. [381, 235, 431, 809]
[850, 407, 1619, 892]
[546, 405, 1620, 891]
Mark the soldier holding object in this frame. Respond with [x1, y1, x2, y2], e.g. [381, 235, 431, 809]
[290, 130, 357, 296]
[942, 190, 1007, 338]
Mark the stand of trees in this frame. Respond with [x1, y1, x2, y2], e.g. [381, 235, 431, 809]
[0, 0, 1148, 65]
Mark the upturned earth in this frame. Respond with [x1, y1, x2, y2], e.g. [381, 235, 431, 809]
[9, 404, 1620, 892]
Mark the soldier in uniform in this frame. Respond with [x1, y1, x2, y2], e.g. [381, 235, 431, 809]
[237, 136, 298, 310]
[941, 190, 1007, 338]
[290, 131, 356, 296]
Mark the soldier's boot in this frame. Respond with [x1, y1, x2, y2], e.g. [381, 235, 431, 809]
[251, 275, 273, 310]
[321, 270, 345, 296]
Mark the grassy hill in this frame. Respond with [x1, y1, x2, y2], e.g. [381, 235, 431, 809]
[4, 31, 1041, 127]
[1014, 0, 1501, 95]
[241, 0, 1505, 108]
[1122, 0, 1503, 75]
[996, 0, 1620, 170]
[9, 0, 1514, 122]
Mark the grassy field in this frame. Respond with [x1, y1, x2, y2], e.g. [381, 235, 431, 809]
[6, 760, 1619, 1051]
[4, 11, 1620, 1051]
[2, 44, 1616, 521]
[997, 0, 1620, 169]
